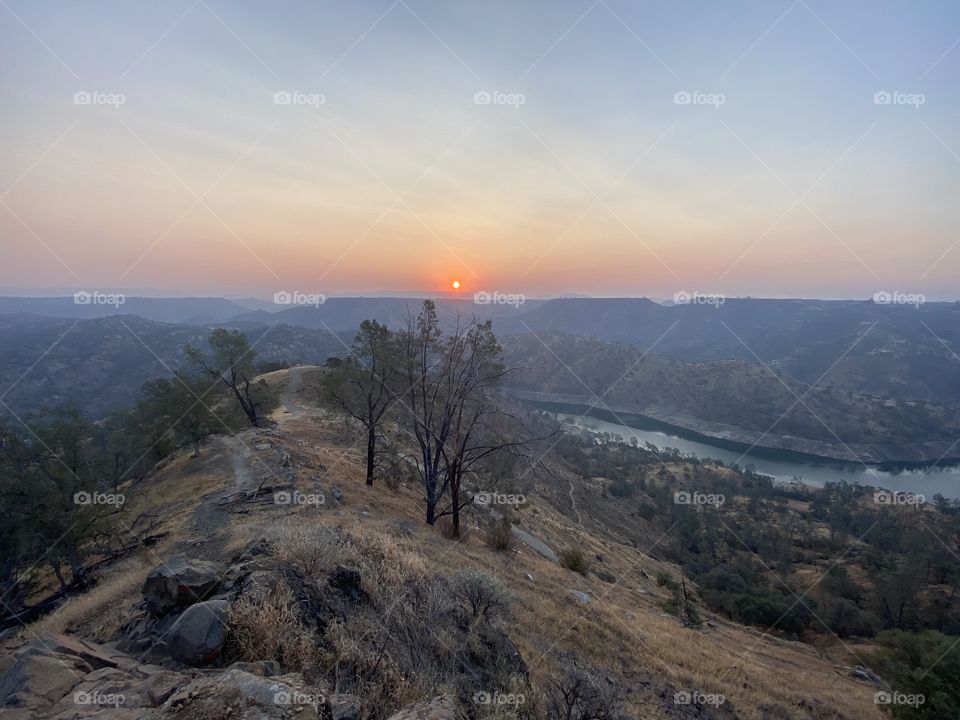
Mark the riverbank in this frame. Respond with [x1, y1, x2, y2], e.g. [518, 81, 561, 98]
[507, 389, 959, 464]
[525, 399, 960, 499]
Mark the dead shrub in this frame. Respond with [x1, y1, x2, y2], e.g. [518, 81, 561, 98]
[453, 568, 509, 620]
[273, 524, 339, 578]
[341, 529, 427, 603]
[228, 582, 320, 674]
[485, 514, 513, 552]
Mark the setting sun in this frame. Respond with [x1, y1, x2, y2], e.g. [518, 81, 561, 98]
[451, 280, 461, 290]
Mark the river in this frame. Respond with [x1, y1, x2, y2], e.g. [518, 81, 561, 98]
[537, 404, 960, 500]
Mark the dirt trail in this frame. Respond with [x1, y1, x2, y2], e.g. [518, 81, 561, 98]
[221, 435, 255, 489]
[281, 366, 306, 418]
[568, 478, 583, 525]
[186, 433, 261, 545]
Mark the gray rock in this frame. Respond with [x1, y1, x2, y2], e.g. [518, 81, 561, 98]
[141, 555, 224, 617]
[228, 660, 282, 677]
[511, 526, 558, 563]
[166, 600, 229, 666]
[328, 693, 361, 720]
[848, 665, 885, 685]
[569, 590, 592, 604]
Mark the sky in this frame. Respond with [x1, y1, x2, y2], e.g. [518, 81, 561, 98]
[1, 0, 958, 300]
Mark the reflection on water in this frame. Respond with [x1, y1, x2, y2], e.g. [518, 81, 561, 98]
[554, 412, 960, 500]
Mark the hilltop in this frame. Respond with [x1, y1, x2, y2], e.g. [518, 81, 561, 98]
[0, 367, 916, 719]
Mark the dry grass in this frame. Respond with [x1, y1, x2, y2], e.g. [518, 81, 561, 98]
[26, 557, 151, 642]
[12, 383, 888, 720]
[273, 523, 340, 578]
[229, 582, 320, 674]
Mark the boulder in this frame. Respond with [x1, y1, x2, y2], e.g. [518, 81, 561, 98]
[166, 599, 229, 666]
[141, 555, 224, 616]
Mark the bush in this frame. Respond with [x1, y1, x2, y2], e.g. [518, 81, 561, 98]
[636, 502, 657, 520]
[655, 570, 676, 589]
[485, 515, 513, 552]
[453, 569, 509, 619]
[545, 665, 622, 720]
[559, 548, 590, 575]
[273, 525, 339, 577]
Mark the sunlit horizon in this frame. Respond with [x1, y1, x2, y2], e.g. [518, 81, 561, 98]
[3, 1, 959, 300]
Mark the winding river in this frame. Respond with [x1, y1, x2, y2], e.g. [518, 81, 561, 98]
[535, 402, 960, 500]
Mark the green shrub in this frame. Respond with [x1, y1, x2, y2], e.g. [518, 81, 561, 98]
[559, 547, 590, 575]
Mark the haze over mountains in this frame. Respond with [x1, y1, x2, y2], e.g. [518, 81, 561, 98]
[1, 294, 957, 464]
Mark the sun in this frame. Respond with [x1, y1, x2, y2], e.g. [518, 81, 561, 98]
[451, 280, 461, 290]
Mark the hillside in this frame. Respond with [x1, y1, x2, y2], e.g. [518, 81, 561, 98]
[0, 314, 349, 418]
[500, 332, 960, 463]
[493, 298, 960, 403]
[0, 368, 902, 720]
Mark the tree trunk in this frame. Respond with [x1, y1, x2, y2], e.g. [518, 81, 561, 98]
[425, 498, 437, 525]
[365, 426, 375, 486]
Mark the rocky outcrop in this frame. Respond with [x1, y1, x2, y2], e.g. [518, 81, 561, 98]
[164, 667, 327, 719]
[0, 633, 191, 718]
[141, 555, 225, 617]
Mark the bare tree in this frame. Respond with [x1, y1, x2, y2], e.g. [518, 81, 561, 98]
[186, 329, 264, 427]
[394, 301, 534, 533]
[320, 320, 396, 485]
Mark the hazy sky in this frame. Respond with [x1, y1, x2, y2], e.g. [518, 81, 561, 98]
[1, 0, 958, 299]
